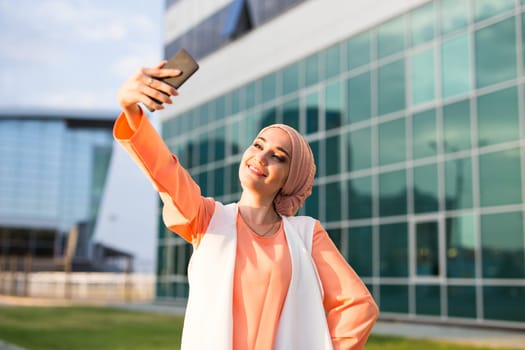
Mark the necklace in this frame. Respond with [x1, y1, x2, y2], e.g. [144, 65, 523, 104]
[239, 211, 280, 237]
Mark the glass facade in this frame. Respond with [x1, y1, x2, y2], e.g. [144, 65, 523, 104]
[159, 0, 525, 328]
[0, 117, 113, 256]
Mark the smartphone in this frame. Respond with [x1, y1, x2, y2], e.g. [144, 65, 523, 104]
[149, 48, 199, 107]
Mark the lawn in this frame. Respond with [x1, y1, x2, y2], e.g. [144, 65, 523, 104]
[0, 305, 514, 350]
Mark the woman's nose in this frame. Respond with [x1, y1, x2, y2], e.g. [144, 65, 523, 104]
[254, 153, 267, 165]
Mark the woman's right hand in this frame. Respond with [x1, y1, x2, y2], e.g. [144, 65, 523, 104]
[117, 61, 181, 129]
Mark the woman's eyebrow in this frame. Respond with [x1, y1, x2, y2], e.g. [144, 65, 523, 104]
[257, 136, 291, 158]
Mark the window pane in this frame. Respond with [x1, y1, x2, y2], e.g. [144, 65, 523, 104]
[440, 0, 469, 35]
[479, 148, 522, 207]
[377, 16, 406, 59]
[325, 182, 342, 222]
[305, 91, 319, 134]
[305, 184, 319, 217]
[477, 87, 519, 147]
[413, 164, 439, 213]
[445, 157, 473, 210]
[474, 0, 514, 22]
[446, 215, 476, 278]
[348, 176, 372, 219]
[416, 285, 441, 316]
[379, 170, 407, 217]
[347, 32, 371, 71]
[410, 2, 435, 46]
[481, 212, 525, 278]
[245, 82, 257, 109]
[282, 63, 300, 95]
[347, 226, 373, 276]
[324, 43, 341, 79]
[347, 127, 372, 171]
[324, 80, 344, 130]
[378, 118, 406, 166]
[347, 71, 371, 124]
[448, 286, 477, 318]
[380, 223, 409, 277]
[443, 100, 471, 152]
[411, 47, 435, 105]
[231, 88, 241, 114]
[412, 109, 437, 160]
[380, 284, 409, 313]
[442, 34, 471, 98]
[483, 286, 525, 322]
[325, 134, 341, 176]
[261, 73, 276, 104]
[282, 97, 300, 130]
[378, 59, 406, 115]
[475, 18, 517, 88]
[304, 53, 320, 87]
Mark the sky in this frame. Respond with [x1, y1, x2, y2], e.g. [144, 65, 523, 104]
[0, 0, 165, 111]
[0, 0, 167, 272]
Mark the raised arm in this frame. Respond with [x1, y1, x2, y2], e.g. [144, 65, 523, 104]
[311, 222, 379, 350]
[117, 61, 180, 131]
[114, 62, 214, 244]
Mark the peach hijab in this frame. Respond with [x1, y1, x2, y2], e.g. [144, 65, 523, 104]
[257, 124, 316, 216]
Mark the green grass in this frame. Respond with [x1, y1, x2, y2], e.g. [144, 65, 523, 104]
[0, 305, 515, 350]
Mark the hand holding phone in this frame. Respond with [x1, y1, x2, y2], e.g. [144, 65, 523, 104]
[148, 48, 199, 109]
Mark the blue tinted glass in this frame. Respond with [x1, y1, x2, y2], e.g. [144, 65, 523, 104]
[377, 16, 406, 58]
[445, 157, 473, 210]
[416, 285, 441, 316]
[347, 127, 372, 171]
[448, 286, 477, 318]
[413, 164, 439, 213]
[380, 284, 409, 313]
[348, 176, 372, 219]
[443, 100, 471, 152]
[481, 212, 525, 279]
[378, 60, 406, 115]
[324, 43, 341, 79]
[474, 0, 514, 22]
[475, 18, 517, 88]
[378, 118, 406, 166]
[446, 215, 476, 278]
[410, 2, 435, 46]
[347, 71, 371, 124]
[325, 134, 341, 176]
[380, 223, 409, 277]
[379, 170, 407, 217]
[325, 182, 342, 222]
[305, 184, 319, 217]
[477, 87, 519, 147]
[442, 34, 471, 98]
[282, 98, 300, 130]
[347, 32, 371, 70]
[347, 226, 373, 276]
[305, 91, 319, 134]
[412, 109, 437, 160]
[304, 53, 319, 87]
[282, 63, 300, 95]
[483, 286, 525, 322]
[324, 81, 343, 130]
[261, 73, 277, 104]
[440, 0, 469, 35]
[479, 148, 522, 207]
[411, 47, 435, 105]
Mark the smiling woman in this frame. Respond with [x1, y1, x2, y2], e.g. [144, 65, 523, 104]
[113, 60, 379, 350]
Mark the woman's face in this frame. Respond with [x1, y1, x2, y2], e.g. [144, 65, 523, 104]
[239, 127, 292, 199]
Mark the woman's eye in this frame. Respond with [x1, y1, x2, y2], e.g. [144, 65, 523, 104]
[272, 154, 285, 162]
[253, 143, 263, 150]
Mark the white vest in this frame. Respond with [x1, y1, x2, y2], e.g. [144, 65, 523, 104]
[181, 202, 333, 350]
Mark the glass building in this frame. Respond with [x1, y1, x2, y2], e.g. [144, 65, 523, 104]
[0, 111, 114, 262]
[157, 0, 525, 329]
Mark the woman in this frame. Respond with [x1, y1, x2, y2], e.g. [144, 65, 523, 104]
[115, 61, 379, 350]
